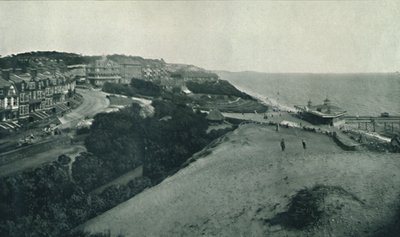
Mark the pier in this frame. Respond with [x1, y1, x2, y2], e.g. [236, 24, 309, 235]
[344, 116, 400, 132]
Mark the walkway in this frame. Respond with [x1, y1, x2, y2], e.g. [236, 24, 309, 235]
[58, 88, 110, 129]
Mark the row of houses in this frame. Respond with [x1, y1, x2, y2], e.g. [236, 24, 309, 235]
[0, 68, 76, 123]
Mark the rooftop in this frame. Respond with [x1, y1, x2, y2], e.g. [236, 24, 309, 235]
[0, 77, 11, 88]
[299, 98, 346, 118]
[88, 57, 120, 68]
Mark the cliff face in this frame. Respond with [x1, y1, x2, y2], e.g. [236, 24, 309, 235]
[83, 124, 400, 237]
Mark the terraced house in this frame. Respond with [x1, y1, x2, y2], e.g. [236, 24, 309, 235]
[0, 69, 75, 123]
[0, 78, 19, 121]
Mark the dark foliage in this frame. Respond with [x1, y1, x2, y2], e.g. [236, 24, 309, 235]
[76, 127, 91, 135]
[0, 51, 99, 70]
[130, 78, 161, 97]
[0, 157, 151, 237]
[58, 154, 72, 165]
[267, 185, 364, 230]
[186, 79, 254, 100]
[106, 54, 164, 66]
[102, 80, 161, 97]
[84, 99, 210, 183]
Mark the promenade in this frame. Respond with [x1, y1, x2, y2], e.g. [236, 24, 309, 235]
[0, 88, 110, 177]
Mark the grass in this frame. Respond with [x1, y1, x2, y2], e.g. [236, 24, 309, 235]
[108, 96, 135, 106]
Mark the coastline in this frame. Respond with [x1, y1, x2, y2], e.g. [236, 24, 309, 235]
[232, 83, 298, 112]
[232, 83, 394, 143]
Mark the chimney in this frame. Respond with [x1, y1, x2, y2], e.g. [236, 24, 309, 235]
[1, 68, 11, 81]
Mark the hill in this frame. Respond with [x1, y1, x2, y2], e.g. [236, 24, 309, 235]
[0, 51, 164, 71]
[83, 124, 400, 237]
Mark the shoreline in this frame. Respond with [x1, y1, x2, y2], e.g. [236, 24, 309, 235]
[233, 84, 395, 143]
[232, 84, 298, 112]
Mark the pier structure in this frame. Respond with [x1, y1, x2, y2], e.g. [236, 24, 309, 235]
[294, 98, 347, 127]
[344, 116, 400, 132]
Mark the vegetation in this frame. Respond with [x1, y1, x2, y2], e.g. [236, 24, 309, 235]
[0, 158, 150, 237]
[0, 51, 163, 71]
[186, 79, 254, 100]
[0, 51, 95, 70]
[84, 100, 218, 183]
[0, 51, 241, 236]
[0, 96, 233, 236]
[102, 79, 161, 97]
[267, 185, 364, 230]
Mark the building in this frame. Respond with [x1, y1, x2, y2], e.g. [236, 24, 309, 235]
[142, 65, 170, 83]
[206, 109, 225, 123]
[67, 64, 86, 84]
[120, 63, 143, 84]
[177, 70, 219, 82]
[0, 68, 75, 123]
[296, 98, 346, 127]
[86, 56, 121, 86]
[0, 71, 19, 121]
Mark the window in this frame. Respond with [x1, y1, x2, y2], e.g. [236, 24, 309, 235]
[0, 90, 3, 95]
[13, 97, 17, 106]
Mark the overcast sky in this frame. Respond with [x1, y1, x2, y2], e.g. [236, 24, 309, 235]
[0, 1, 399, 73]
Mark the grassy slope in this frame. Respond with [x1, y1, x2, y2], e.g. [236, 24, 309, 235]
[83, 124, 400, 237]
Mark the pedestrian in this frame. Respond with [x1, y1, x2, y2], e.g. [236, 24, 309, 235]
[302, 139, 306, 149]
[276, 123, 280, 132]
[280, 138, 285, 151]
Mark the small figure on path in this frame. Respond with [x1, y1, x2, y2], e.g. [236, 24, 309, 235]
[302, 139, 306, 149]
[276, 123, 280, 132]
[280, 138, 286, 151]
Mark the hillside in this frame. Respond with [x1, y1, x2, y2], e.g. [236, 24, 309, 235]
[83, 124, 400, 237]
[0, 51, 164, 71]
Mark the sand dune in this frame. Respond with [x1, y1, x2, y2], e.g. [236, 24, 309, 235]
[84, 124, 400, 237]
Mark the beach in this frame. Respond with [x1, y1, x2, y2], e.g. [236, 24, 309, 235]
[218, 72, 400, 116]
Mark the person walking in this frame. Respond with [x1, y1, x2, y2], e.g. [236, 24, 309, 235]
[302, 139, 306, 149]
[280, 138, 286, 151]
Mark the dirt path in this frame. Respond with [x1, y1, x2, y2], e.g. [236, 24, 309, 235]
[83, 124, 400, 237]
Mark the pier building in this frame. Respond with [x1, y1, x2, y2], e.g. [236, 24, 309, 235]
[295, 98, 346, 127]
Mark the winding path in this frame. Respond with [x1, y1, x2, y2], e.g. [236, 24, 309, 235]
[0, 89, 110, 177]
[58, 88, 110, 129]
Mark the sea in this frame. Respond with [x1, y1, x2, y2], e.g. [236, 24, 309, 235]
[217, 72, 400, 116]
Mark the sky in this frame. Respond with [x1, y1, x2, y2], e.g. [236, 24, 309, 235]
[0, 1, 399, 73]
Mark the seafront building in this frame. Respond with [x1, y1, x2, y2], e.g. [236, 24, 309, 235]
[0, 68, 75, 124]
[0, 76, 19, 121]
[295, 98, 346, 127]
[86, 56, 122, 86]
[120, 62, 143, 84]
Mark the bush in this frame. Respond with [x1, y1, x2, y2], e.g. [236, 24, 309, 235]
[102, 79, 161, 98]
[186, 80, 254, 100]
